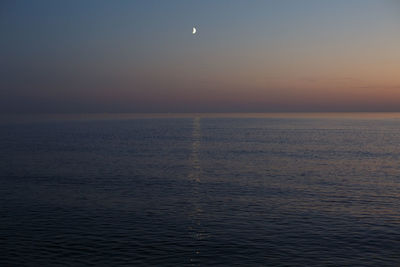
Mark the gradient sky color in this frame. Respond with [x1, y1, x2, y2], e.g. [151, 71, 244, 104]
[1, 0, 400, 113]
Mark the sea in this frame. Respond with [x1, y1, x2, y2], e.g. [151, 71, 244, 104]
[1, 113, 400, 266]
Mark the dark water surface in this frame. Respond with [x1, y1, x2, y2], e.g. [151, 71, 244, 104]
[1, 114, 400, 266]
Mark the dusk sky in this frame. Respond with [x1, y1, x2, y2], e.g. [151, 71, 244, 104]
[1, 0, 400, 113]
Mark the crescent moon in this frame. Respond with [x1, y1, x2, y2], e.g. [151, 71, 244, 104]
[192, 27, 197, 34]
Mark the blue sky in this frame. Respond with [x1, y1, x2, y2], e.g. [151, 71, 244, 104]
[1, 0, 399, 113]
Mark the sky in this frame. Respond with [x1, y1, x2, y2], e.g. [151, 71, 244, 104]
[1, 0, 400, 113]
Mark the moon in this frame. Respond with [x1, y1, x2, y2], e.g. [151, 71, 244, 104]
[192, 27, 197, 34]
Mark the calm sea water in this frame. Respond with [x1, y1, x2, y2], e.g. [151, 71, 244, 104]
[1, 114, 400, 266]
